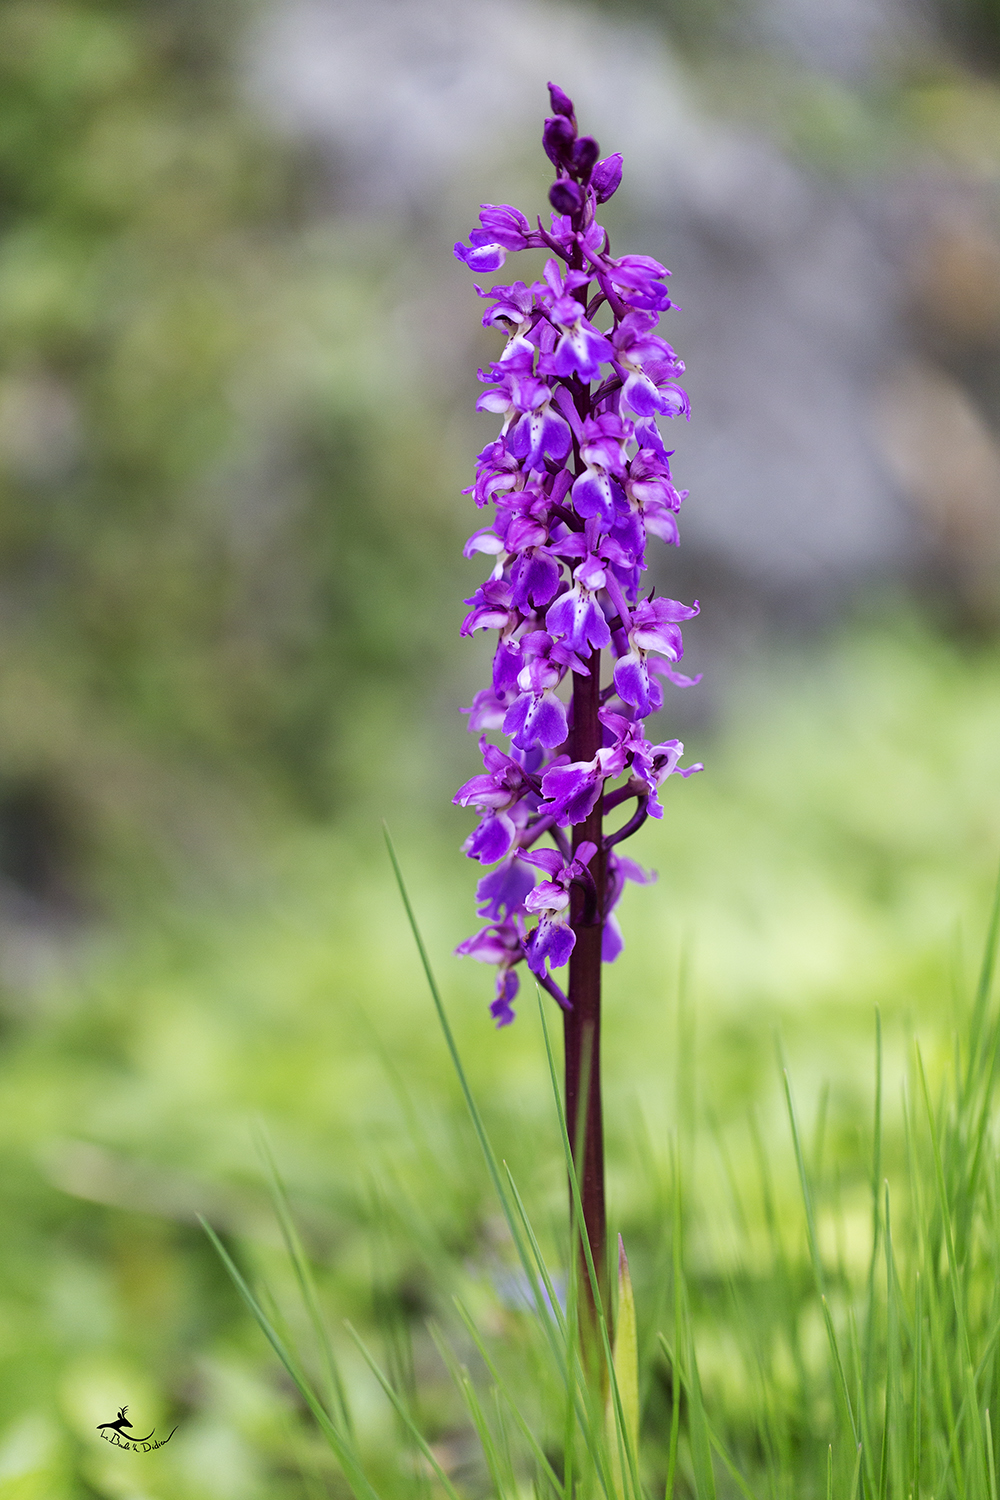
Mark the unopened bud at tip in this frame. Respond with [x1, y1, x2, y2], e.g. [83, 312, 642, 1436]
[547, 81, 576, 121]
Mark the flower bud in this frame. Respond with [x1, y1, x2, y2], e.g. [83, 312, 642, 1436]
[591, 153, 623, 203]
[543, 114, 576, 167]
[479, 204, 532, 249]
[549, 179, 584, 216]
[547, 82, 576, 122]
[571, 136, 600, 181]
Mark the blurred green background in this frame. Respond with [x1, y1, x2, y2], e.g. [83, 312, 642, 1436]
[1, 0, 1000, 1495]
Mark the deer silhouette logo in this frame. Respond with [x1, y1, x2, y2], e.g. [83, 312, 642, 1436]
[96, 1402, 178, 1450]
[97, 1406, 155, 1442]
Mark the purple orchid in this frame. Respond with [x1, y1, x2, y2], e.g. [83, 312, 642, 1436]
[453, 738, 537, 864]
[454, 919, 525, 1026]
[450, 81, 703, 1321]
[604, 253, 674, 312]
[502, 630, 587, 751]
[612, 312, 688, 418]
[623, 447, 685, 546]
[544, 559, 613, 655]
[521, 842, 597, 977]
[540, 259, 614, 380]
[591, 153, 623, 202]
[569, 413, 631, 527]
[601, 851, 658, 962]
[454, 205, 542, 271]
[454, 83, 701, 1029]
[596, 707, 702, 817]
[475, 854, 537, 921]
[539, 746, 625, 826]
[613, 595, 700, 715]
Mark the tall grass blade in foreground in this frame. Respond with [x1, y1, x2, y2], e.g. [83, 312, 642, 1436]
[198, 1217, 379, 1500]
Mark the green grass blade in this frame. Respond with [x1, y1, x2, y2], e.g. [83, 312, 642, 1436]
[345, 1319, 464, 1500]
[451, 1296, 567, 1495]
[428, 1323, 512, 1500]
[657, 1334, 756, 1500]
[613, 1236, 639, 1460]
[885, 1183, 909, 1500]
[383, 826, 568, 1367]
[846, 1303, 878, 1500]
[685, 1335, 717, 1500]
[501, 1160, 567, 1337]
[492, 1387, 518, 1499]
[864, 1009, 884, 1403]
[987, 1408, 998, 1500]
[916, 1045, 975, 1376]
[254, 1124, 355, 1439]
[781, 1064, 859, 1449]
[199, 1218, 380, 1500]
[966, 863, 1000, 1100]
[911, 1272, 922, 1498]
[665, 1148, 683, 1500]
[780, 1065, 825, 1296]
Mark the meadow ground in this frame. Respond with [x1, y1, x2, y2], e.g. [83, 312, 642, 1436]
[1, 614, 999, 1500]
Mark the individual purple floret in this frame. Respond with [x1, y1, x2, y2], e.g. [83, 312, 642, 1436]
[520, 840, 598, 977]
[452, 83, 701, 1035]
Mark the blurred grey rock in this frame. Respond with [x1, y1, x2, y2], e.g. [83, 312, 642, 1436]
[751, 0, 934, 81]
[878, 360, 1000, 618]
[246, 0, 699, 209]
[246, 0, 995, 625]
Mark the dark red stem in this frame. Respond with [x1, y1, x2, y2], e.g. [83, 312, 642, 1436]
[565, 645, 608, 1328]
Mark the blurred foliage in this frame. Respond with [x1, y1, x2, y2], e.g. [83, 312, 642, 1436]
[585, 0, 738, 58]
[0, 618, 996, 1496]
[937, 0, 1000, 68]
[0, 0, 461, 919]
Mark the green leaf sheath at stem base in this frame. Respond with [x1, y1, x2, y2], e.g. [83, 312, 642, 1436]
[607, 1235, 640, 1499]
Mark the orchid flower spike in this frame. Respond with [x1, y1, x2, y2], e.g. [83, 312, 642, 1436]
[453, 85, 701, 1027]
